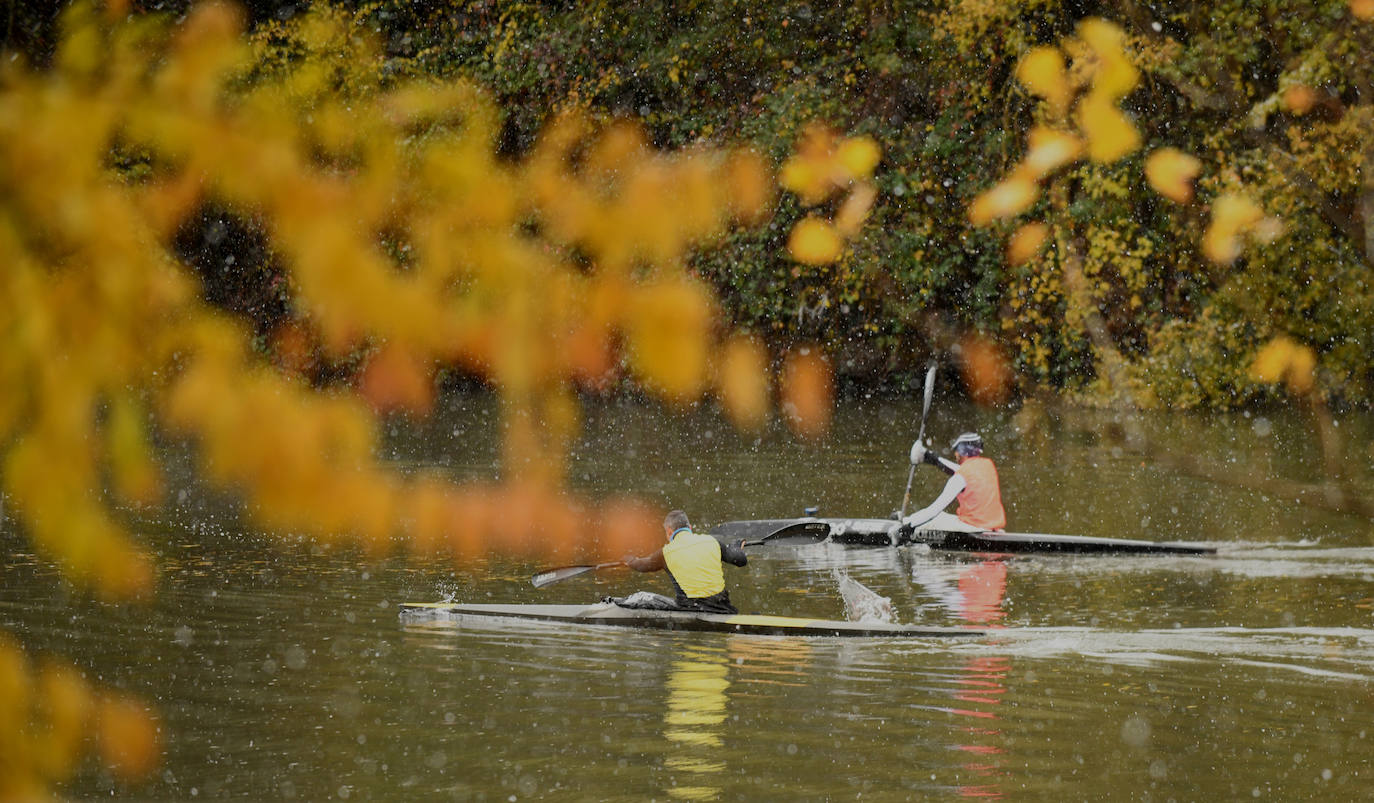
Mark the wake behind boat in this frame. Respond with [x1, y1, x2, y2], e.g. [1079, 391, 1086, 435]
[709, 514, 1217, 556]
[398, 601, 985, 638]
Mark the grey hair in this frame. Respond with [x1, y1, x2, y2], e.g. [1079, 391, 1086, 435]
[663, 509, 691, 532]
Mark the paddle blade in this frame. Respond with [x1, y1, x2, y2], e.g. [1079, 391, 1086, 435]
[531, 564, 604, 588]
[745, 520, 831, 546]
[918, 362, 937, 440]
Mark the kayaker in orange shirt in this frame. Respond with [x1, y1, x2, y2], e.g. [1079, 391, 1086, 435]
[902, 432, 1007, 532]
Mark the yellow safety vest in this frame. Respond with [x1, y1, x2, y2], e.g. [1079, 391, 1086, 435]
[662, 529, 726, 598]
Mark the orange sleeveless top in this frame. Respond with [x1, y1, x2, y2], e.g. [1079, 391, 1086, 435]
[955, 457, 1006, 531]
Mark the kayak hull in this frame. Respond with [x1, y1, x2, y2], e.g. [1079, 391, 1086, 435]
[709, 517, 1217, 556]
[398, 602, 983, 638]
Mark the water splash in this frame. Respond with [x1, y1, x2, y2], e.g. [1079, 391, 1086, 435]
[833, 569, 895, 623]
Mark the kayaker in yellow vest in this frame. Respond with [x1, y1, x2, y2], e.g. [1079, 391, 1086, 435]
[620, 510, 748, 614]
[903, 432, 1007, 532]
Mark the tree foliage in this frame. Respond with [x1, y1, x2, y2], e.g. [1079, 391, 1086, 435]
[335, 0, 1374, 405]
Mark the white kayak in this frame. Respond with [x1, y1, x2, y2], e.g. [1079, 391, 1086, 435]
[398, 602, 986, 638]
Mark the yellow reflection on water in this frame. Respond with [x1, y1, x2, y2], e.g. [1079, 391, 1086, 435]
[663, 646, 730, 799]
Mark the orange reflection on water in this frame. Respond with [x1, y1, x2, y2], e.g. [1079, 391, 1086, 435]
[951, 559, 1010, 800]
[957, 560, 1008, 624]
[951, 654, 1011, 798]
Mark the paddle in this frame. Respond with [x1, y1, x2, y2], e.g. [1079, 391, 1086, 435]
[529, 520, 831, 588]
[900, 362, 938, 518]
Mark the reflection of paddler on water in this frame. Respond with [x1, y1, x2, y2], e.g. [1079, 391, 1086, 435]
[910, 558, 1008, 625]
[950, 654, 1011, 798]
[662, 647, 731, 801]
[618, 510, 748, 614]
[903, 432, 1007, 532]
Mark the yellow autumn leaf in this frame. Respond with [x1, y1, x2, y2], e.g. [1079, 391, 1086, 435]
[1077, 18, 1139, 100]
[1286, 345, 1317, 394]
[1021, 127, 1083, 179]
[35, 662, 93, 779]
[834, 182, 876, 236]
[1144, 148, 1202, 204]
[969, 177, 1038, 225]
[1249, 335, 1317, 394]
[1007, 223, 1049, 265]
[1076, 92, 1140, 163]
[788, 217, 843, 264]
[779, 158, 823, 203]
[1016, 46, 1071, 112]
[779, 123, 842, 205]
[105, 395, 163, 507]
[1202, 193, 1265, 264]
[716, 335, 769, 430]
[625, 279, 714, 404]
[836, 136, 881, 179]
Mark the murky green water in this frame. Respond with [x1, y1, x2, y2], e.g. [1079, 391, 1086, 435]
[3, 395, 1373, 799]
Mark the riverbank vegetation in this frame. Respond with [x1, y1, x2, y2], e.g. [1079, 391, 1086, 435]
[246, 0, 1373, 409]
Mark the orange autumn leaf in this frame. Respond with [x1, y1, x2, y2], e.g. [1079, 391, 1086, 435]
[716, 335, 770, 430]
[564, 323, 615, 391]
[595, 498, 664, 559]
[779, 347, 832, 440]
[725, 150, 772, 222]
[1007, 223, 1050, 265]
[778, 158, 825, 205]
[271, 322, 316, 375]
[1281, 84, 1319, 114]
[958, 335, 1014, 406]
[358, 344, 434, 415]
[96, 547, 156, 602]
[788, 217, 843, 264]
[1145, 148, 1202, 204]
[779, 124, 842, 205]
[1352, 0, 1374, 20]
[97, 694, 161, 782]
[969, 177, 1038, 225]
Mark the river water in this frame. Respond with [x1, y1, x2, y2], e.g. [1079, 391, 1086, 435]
[3, 395, 1372, 800]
